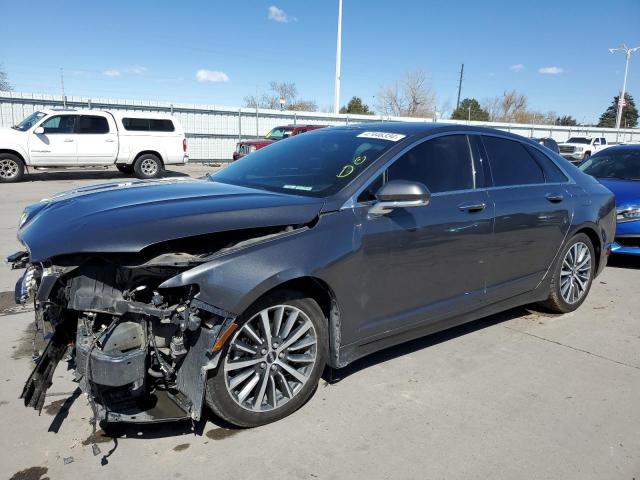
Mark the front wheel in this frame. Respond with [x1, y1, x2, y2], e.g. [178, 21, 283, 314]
[541, 233, 595, 313]
[582, 152, 591, 162]
[133, 154, 162, 179]
[0, 153, 25, 183]
[205, 290, 328, 427]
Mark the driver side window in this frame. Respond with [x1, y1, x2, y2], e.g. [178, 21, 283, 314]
[357, 135, 475, 203]
[41, 115, 77, 134]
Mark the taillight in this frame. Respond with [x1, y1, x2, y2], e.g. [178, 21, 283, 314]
[183, 139, 187, 152]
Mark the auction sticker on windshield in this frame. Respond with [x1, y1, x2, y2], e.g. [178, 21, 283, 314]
[357, 131, 406, 142]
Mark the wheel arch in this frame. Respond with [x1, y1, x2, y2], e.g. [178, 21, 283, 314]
[236, 275, 342, 369]
[573, 225, 602, 272]
[0, 149, 27, 165]
[133, 150, 165, 166]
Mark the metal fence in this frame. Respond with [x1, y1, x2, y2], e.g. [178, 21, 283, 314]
[1, 91, 638, 161]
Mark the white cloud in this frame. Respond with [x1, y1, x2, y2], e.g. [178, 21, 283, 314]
[268, 5, 295, 23]
[196, 69, 230, 83]
[128, 66, 147, 75]
[509, 64, 525, 72]
[103, 66, 147, 77]
[538, 66, 563, 75]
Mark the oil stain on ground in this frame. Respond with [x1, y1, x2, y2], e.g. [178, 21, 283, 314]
[11, 323, 37, 360]
[206, 428, 240, 440]
[173, 443, 190, 451]
[43, 398, 67, 416]
[9, 466, 48, 480]
[82, 429, 115, 445]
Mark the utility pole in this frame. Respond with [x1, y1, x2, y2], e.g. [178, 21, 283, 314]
[456, 63, 464, 110]
[60, 67, 66, 108]
[333, 0, 343, 114]
[609, 44, 640, 130]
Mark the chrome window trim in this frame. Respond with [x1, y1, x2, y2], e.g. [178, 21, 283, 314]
[343, 130, 576, 211]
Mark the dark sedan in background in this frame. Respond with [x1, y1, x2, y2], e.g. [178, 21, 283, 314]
[579, 144, 640, 255]
[10, 123, 615, 431]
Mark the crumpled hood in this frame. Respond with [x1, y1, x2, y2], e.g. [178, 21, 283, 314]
[597, 178, 640, 207]
[18, 177, 324, 262]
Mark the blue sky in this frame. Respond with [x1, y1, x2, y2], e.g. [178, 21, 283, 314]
[1, 0, 639, 122]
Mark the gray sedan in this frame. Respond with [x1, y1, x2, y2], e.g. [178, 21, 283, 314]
[11, 123, 615, 430]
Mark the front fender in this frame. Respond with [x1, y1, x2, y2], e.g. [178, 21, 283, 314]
[160, 210, 358, 316]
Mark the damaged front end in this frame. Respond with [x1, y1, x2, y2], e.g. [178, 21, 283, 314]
[9, 244, 243, 424]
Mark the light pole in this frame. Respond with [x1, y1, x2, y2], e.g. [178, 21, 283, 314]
[279, 97, 285, 111]
[609, 44, 640, 130]
[333, 0, 343, 114]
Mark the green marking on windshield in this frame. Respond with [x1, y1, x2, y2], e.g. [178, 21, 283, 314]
[336, 155, 368, 178]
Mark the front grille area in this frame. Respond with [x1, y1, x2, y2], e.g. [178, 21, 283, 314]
[615, 236, 640, 248]
[559, 145, 575, 153]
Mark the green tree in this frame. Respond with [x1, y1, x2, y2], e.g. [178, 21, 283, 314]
[340, 96, 373, 115]
[597, 93, 638, 128]
[555, 115, 577, 126]
[451, 98, 489, 121]
[0, 64, 11, 91]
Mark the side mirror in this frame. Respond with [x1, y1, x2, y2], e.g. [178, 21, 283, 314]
[369, 180, 431, 216]
[34, 126, 44, 134]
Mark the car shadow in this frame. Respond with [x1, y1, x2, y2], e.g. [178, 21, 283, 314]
[323, 305, 538, 384]
[607, 254, 640, 269]
[24, 169, 191, 182]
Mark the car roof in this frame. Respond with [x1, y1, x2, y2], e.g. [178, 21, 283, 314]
[38, 108, 173, 119]
[596, 143, 640, 152]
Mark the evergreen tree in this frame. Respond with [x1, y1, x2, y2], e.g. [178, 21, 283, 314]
[597, 93, 638, 128]
[340, 96, 373, 115]
[451, 98, 489, 121]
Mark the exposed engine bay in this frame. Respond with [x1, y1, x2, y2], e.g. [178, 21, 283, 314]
[11, 225, 300, 424]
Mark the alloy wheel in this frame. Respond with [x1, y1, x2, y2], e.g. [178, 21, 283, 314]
[0, 158, 19, 179]
[140, 158, 158, 176]
[223, 305, 318, 412]
[560, 241, 592, 304]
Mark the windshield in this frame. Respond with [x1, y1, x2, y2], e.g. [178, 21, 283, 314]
[212, 129, 401, 197]
[579, 150, 640, 180]
[13, 111, 47, 131]
[265, 127, 294, 140]
[566, 137, 591, 144]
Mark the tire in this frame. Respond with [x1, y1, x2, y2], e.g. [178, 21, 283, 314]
[583, 152, 591, 162]
[133, 154, 162, 179]
[0, 153, 25, 183]
[541, 233, 595, 313]
[116, 164, 133, 174]
[205, 290, 328, 427]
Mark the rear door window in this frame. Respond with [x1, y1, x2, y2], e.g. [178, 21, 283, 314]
[122, 118, 175, 132]
[525, 146, 568, 183]
[76, 115, 109, 134]
[482, 136, 545, 186]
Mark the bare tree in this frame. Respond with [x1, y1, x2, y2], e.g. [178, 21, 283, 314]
[377, 69, 436, 118]
[0, 65, 11, 92]
[244, 81, 317, 111]
[482, 90, 528, 122]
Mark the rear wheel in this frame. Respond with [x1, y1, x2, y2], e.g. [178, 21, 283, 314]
[541, 233, 595, 313]
[133, 154, 162, 179]
[205, 290, 328, 427]
[0, 153, 24, 183]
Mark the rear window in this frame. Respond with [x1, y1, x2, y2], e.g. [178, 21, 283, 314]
[122, 118, 175, 132]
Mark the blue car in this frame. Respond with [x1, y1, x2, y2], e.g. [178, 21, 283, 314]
[579, 144, 640, 255]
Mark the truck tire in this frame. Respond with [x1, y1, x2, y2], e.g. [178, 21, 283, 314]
[133, 154, 162, 179]
[0, 153, 25, 183]
[583, 152, 591, 162]
[116, 164, 133, 174]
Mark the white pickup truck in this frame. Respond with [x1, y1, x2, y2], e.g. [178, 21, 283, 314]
[0, 109, 188, 182]
[558, 136, 608, 164]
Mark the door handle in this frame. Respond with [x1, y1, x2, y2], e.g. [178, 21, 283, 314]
[545, 193, 564, 203]
[105, 139, 115, 142]
[458, 202, 486, 213]
[63, 138, 74, 142]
